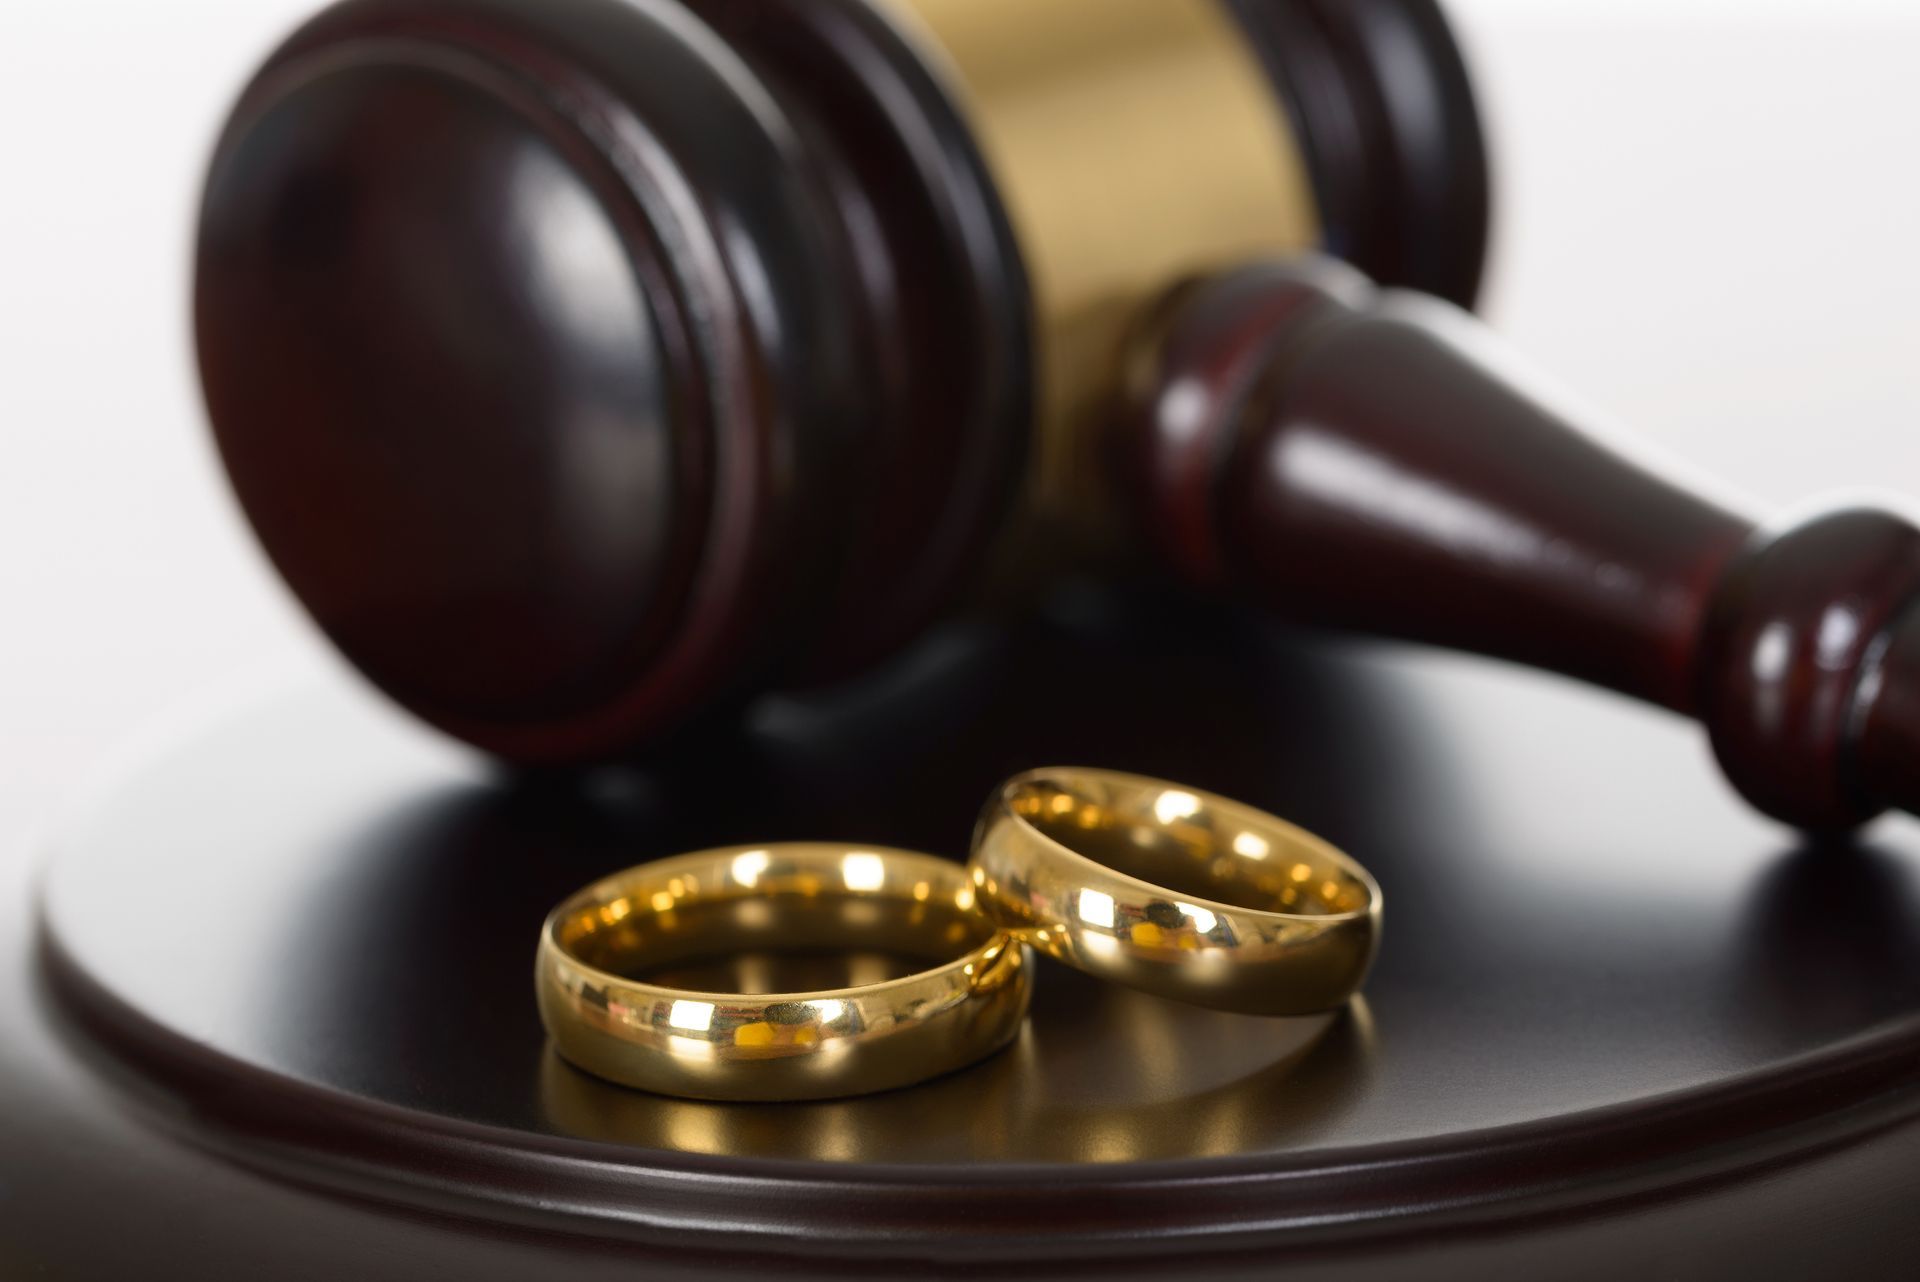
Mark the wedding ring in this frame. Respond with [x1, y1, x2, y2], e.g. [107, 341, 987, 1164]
[537, 844, 1030, 1100]
[970, 768, 1380, 1015]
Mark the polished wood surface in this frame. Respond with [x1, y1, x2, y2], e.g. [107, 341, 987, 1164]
[194, 0, 1039, 760]
[192, 0, 1491, 765]
[12, 2, 1920, 1275]
[21, 595, 1920, 1274]
[197, 0, 1037, 758]
[1123, 259, 1920, 828]
[1224, 0, 1488, 305]
[189, 0, 1920, 834]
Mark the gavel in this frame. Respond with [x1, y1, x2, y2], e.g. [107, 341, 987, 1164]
[194, 0, 1920, 830]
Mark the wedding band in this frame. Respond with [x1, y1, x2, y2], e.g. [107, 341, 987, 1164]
[537, 844, 1030, 1100]
[970, 768, 1380, 1015]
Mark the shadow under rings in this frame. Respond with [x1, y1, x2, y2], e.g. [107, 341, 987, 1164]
[540, 974, 1377, 1165]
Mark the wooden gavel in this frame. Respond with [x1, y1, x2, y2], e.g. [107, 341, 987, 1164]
[195, 0, 1920, 829]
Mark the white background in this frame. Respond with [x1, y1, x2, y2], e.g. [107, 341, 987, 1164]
[3, 0, 1920, 852]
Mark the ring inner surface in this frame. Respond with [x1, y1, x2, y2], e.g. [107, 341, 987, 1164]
[1008, 775, 1369, 916]
[554, 851, 992, 995]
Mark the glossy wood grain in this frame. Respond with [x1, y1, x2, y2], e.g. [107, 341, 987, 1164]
[194, 0, 1920, 834]
[193, 0, 1491, 766]
[197, 0, 1031, 761]
[26, 594, 1920, 1272]
[1124, 259, 1920, 828]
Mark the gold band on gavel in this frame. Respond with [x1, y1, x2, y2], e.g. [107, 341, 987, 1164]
[876, 0, 1321, 518]
[537, 845, 1031, 1100]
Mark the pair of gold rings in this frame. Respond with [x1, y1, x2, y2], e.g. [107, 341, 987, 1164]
[537, 767, 1381, 1101]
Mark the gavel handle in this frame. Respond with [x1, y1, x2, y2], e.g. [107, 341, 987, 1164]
[1126, 260, 1920, 828]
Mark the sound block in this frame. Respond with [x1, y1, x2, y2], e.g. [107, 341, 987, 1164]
[32, 594, 1920, 1276]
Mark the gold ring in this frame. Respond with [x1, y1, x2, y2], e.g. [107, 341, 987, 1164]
[536, 844, 1031, 1100]
[969, 768, 1380, 1015]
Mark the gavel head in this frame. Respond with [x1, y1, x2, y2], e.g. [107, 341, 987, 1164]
[195, 0, 1489, 762]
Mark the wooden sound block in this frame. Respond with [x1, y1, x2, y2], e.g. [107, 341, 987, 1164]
[23, 592, 1920, 1276]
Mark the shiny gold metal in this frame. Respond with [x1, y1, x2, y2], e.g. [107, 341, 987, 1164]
[542, 997, 1374, 1165]
[970, 768, 1381, 1015]
[537, 844, 1031, 1101]
[877, 0, 1320, 518]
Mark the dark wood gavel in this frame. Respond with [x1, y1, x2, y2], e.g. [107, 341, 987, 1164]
[195, 0, 1920, 829]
